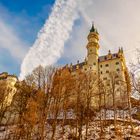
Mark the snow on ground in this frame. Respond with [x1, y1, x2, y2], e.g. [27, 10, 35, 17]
[1, 121, 140, 140]
[0, 109, 140, 140]
[95, 108, 138, 120]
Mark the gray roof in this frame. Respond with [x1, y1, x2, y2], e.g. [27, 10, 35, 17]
[99, 53, 119, 62]
[72, 62, 85, 71]
[62, 53, 119, 71]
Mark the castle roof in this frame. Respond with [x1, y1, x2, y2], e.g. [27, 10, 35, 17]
[72, 62, 85, 71]
[70, 53, 120, 71]
[90, 23, 96, 32]
[98, 53, 119, 62]
[90, 23, 98, 34]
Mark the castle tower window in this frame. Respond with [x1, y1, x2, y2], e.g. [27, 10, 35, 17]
[116, 68, 120, 72]
[107, 83, 110, 86]
[100, 71, 102, 74]
[103, 77, 107, 80]
[100, 65, 102, 68]
[115, 75, 119, 78]
[117, 88, 120, 91]
[116, 62, 119, 65]
[106, 70, 109, 73]
[105, 64, 109, 67]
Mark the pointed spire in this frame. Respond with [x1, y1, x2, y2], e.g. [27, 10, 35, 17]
[108, 50, 112, 59]
[118, 47, 121, 53]
[121, 47, 123, 53]
[90, 22, 95, 32]
[77, 60, 79, 64]
[108, 50, 111, 54]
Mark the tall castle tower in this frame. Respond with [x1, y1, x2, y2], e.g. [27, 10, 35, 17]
[86, 23, 100, 74]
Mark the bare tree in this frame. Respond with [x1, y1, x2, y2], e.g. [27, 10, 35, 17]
[130, 49, 140, 96]
[125, 69, 133, 132]
[50, 69, 66, 140]
[0, 90, 9, 125]
[83, 71, 98, 140]
[25, 65, 55, 140]
[108, 72, 120, 132]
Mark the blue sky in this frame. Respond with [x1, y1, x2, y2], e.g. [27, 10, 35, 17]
[0, 0, 55, 75]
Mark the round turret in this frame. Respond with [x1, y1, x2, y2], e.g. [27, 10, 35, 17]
[86, 23, 100, 74]
[87, 24, 99, 43]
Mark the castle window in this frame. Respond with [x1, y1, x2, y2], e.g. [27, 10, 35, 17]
[85, 68, 87, 71]
[116, 62, 119, 65]
[106, 70, 109, 73]
[117, 88, 120, 91]
[103, 77, 107, 80]
[93, 62, 96, 65]
[100, 65, 102, 68]
[116, 81, 119, 85]
[116, 68, 120, 72]
[100, 71, 102, 74]
[107, 83, 110, 86]
[105, 64, 109, 67]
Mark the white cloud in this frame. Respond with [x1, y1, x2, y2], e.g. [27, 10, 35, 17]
[0, 19, 28, 61]
[20, 0, 78, 79]
[63, 0, 140, 64]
